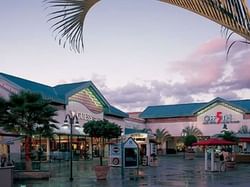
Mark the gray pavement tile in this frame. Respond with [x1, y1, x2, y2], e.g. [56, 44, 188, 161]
[14, 156, 250, 187]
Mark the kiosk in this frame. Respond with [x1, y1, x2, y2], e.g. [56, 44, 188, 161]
[126, 133, 157, 166]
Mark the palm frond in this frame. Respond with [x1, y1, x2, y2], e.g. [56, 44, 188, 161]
[44, 0, 100, 53]
[155, 128, 171, 144]
[182, 126, 203, 137]
[160, 0, 250, 40]
[45, 0, 250, 53]
[238, 125, 250, 134]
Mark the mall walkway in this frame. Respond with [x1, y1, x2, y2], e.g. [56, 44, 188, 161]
[14, 155, 250, 187]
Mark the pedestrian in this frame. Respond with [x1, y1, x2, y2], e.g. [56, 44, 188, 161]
[219, 148, 226, 161]
[0, 154, 7, 167]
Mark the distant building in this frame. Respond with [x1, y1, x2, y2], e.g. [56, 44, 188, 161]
[139, 97, 250, 153]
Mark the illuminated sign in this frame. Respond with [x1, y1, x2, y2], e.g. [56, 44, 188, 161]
[130, 133, 147, 138]
[76, 112, 99, 121]
[203, 111, 240, 124]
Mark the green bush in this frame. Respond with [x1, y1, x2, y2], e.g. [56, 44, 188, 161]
[184, 135, 197, 147]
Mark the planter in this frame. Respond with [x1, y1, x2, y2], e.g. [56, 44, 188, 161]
[0, 166, 14, 187]
[13, 170, 51, 180]
[225, 161, 236, 169]
[185, 152, 195, 160]
[94, 165, 109, 180]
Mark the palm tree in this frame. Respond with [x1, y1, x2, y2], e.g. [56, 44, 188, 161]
[0, 91, 58, 170]
[155, 128, 170, 145]
[155, 128, 170, 154]
[44, 0, 250, 53]
[182, 126, 203, 137]
[238, 125, 250, 134]
[181, 126, 202, 157]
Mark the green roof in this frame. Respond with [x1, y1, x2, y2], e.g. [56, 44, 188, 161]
[140, 103, 205, 118]
[231, 100, 250, 112]
[104, 105, 129, 118]
[0, 72, 128, 118]
[140, 97, 250, 119]
[0, 73, 64, 104]
[54, 81, 91, 100]
[124, 128, 145, 135]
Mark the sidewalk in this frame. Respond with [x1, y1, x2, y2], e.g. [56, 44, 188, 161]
[14, 155, 250, 187]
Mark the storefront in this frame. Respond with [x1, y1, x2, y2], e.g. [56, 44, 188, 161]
[1, 72, 250, 159]
[0, 72, 128, 161]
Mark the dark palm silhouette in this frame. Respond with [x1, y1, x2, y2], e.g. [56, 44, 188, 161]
[44, 0, 250, 53]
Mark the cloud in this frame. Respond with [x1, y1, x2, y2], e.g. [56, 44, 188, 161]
[57, 38, 250, 112]
[101, 37, 250, 112]
[101, 82, 164, 112]
[190, 37, 226, 58]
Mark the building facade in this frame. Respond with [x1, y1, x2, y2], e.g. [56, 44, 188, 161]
[1, 72, 250, 160]
[0, 72, 128, 161]
[140, 97, 250, 153]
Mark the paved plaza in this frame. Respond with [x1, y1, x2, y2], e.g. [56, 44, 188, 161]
[14, 155, 250, 187]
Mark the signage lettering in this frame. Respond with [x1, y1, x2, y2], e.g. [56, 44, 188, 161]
[72, 111, 102, 121]
[203, 111, 240, 124]
[76, 112, 99, 121]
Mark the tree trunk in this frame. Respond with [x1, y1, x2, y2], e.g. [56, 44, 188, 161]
[25, 136, 32, 171]
[99, 138, 103, 166]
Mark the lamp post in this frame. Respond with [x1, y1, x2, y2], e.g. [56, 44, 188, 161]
[62, 113, 80, 181]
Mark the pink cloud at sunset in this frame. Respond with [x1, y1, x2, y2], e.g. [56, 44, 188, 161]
[99, 37, 250, 111]
[189, 37, 226, 58]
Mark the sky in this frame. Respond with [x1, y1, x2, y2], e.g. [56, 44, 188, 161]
[1, 0, 250, 112]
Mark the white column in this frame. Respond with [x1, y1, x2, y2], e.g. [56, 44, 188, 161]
[146, 138, 150, 165]
[211, 148, 214, 171]
[205, 148, 208, 171]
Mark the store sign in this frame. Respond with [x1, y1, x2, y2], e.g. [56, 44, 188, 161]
[110, 144, 121, 157]
[130, 133, 147, 138]
[67, 101, 103, 122]
[76, 112, 99, 121]
[203, 111, 240, 124]
[109, 143, 121, 166]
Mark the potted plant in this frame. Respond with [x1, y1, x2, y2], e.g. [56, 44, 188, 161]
[183, 135, 197, 160]
[83, 119, 122, 180]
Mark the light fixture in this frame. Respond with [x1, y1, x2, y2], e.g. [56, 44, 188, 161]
[62, 119, 69, 128]
[74, 120, 80, 129]
[63, 113, 80, 181]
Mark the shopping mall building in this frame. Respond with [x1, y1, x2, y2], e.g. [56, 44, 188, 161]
[1, 72, 250, 161]
[140, 98, 250, 153]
